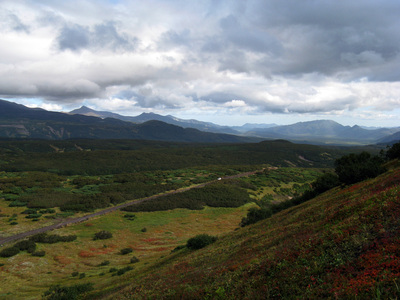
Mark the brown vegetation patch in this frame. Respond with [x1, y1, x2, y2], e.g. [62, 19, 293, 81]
[53, 255, 73, 265]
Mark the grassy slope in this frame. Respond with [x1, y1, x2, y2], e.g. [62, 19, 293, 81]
[103, 164, 400, 299]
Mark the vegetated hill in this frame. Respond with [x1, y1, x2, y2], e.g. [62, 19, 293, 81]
[98, 164, 400, 299]
[0, 139, 348, 175]
[248, 120, 400, 145]
[70, 106, 239, 134]
[0, 99, 256, 143]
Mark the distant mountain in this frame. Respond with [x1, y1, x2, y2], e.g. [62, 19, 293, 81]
[70, 106, 239, 135]
[232, 123, 277, 132]
[0, 99, 258, 143]
[247, 120, 400, 145]
[378, 131, 400, 145]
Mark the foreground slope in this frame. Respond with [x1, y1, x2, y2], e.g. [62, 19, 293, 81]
[101, 164, 400, 299]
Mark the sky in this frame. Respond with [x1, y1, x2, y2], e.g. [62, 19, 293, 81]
[1, 0, 400, 127]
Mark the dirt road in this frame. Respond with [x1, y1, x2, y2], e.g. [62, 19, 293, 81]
[0, 169, 262, 246]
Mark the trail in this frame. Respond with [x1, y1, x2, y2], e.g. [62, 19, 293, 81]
[0, 169, 263, 246]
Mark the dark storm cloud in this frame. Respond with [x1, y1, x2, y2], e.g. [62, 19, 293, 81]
[241, 0, 400, 80]
[56, 21, 138, 52]
[57, 24, 90, 51]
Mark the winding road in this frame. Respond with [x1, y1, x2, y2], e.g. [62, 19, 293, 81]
[0, 169, 262, 246]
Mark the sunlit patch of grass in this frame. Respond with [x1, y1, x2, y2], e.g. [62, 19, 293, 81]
[0, 204, 251, 299]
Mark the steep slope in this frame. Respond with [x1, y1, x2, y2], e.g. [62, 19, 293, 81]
[99, 164, 400, 299]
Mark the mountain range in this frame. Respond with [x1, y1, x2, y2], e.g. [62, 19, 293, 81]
[0, 99, 399, 145]
[70, 105, 400, 145]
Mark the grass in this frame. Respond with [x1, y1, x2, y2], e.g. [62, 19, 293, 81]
[93, 164, 400, 299]
[0, 204, 252, 299]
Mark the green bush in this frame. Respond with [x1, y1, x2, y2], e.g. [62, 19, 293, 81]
[32, 250, 46, 257]
[186, 234, 217, 250]
[43, 283, 94, 300]
[93, 230, 112, 240]
[14, 240, 37, 253]
[130, 256, 139, 264]
[0, 247, 20, 258]
[120, 248, 133, 255]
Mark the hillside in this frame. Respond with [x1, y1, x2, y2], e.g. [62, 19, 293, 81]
[98, 163, 400, 299]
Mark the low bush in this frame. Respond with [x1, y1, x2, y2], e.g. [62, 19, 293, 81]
[186, 234, 217, 250]
[0, 247, 20, 258]
[32, 250, 46, 257]
[93, 230, 112, 240]
[43, 282, 94, 300]
[120, 248, 133, 255]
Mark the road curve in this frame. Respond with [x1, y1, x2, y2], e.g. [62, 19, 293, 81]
[0, 169, 263, 246]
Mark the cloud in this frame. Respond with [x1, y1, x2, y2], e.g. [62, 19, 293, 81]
[56, 21, 138, 52]
[0, 0, 399, 126]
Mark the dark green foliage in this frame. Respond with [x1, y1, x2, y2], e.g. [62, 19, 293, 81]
[120, 248, 133, 255]
[93, 230, 112, 240]
[122, 183, 250, 212]
[29, 233, 77, 244]
[0, 246, 20, 258]
[312, 172, 340, 194]
[60, 194, 111, 212]
[130, 256, 139, 264]
[386, 142, 400, 160]
[9, 200, 27, 207]
[335, 151, 385, 185]
[98, 260, 110, 266]
[31, 250, 45, 257]
[123, 213, 136, 221]
[0, 139, 342, 176]
[141, 227, 147, 232]
[109, 267, 118, 273]
[240, 207, 273, 227]
[14, 240, 36, 253]
[171, 245, 186, 253]
[79, 273, 85, 279]
[116, 266, 134, 276]
[71, 271, 79, 277]
[186, 234, 217, 250]
[43, 283, 94, 300]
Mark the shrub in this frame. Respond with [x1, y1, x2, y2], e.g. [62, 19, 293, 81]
[130, 256, 139, 264]
[186, 234, 217, 250]
[29, 233, 77, 244]
[71, 271, 79, 277]
[93, 230, 113, 240]
[43, 283, 94, 300]
[386, 142, 400, 160]
[240, 207, 273, 227]
[0, 247, 20, 258]
[32, 250, 46, 257]
[120, 248, 133, 255]
[98, 260, 110, 266]
[335, 152, 385, 185]
[14, 240, 37, 253]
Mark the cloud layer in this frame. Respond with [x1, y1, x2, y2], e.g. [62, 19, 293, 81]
[0, 0, 399, 126]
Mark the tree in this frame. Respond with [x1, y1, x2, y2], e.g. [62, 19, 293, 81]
[386, 142, 400, 160]
[334, 152, 385, 185]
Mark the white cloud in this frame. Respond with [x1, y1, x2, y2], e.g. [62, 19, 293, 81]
[0, 0, 399, 126]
